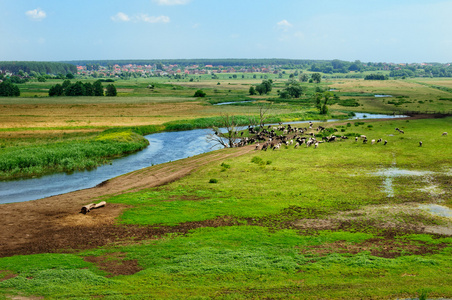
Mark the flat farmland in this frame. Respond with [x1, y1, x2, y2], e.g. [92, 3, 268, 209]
[327, 78, 452, 113]
[0, 100, 210, 129]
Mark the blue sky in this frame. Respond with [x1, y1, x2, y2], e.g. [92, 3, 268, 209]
[1, 0, 451, 63]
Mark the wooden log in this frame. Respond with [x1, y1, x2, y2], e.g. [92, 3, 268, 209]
[80, 201, 106, 214]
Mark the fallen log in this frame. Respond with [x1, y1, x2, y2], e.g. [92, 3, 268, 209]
[80, 201, 106, 214]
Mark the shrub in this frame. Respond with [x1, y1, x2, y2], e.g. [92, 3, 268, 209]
[220, 162, 231, 169]
[209, 178, 218, 183]
[194, 90, 206, 97]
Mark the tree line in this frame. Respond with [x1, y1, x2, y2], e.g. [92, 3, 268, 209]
[364, 74, 388, 80]
[0, 61, 76, 76]
[48, 80, 117, 97]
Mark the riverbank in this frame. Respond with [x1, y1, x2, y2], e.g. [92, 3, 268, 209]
[1, 113, 410, 205]
[0, 116, 451, 299]
[0, 145, 254, 257]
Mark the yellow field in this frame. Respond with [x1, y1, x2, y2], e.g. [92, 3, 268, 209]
[1, 77, 452, 136]
[0, 101, 215, 129]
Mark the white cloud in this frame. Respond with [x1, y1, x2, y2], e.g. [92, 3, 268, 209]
[138, 14, 170, 23]
[277, 19, 292, 31]
[111, 12, 130, 22]
[25, 8, 46, 21]
[111, 13, 169, 23]
[152, 0, 190, 5]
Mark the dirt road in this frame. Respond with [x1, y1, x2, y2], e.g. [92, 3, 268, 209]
[0, 146, 254, 257]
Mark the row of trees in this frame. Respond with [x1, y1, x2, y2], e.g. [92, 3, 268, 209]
[0, 71, 75, 84]
[0, 81, 20, 96]
[0, 61, 76, 76]
[48, 80, 117, 97]
[364, 74, 388, 80]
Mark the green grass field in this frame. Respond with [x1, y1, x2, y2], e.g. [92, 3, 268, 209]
[0, 73, 451, 299]
[1, 117, 451, 299]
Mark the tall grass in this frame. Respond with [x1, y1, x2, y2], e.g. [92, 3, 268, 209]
[0, 129, 149, 180]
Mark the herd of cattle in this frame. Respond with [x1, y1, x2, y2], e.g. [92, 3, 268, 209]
[227, 122, 448, 151]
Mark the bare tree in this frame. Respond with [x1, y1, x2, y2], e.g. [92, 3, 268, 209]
[208, 105, 272, 148]
[257, 104, 272, 129]
[207, 114, 242, 148]
[246, 104, 272, 130]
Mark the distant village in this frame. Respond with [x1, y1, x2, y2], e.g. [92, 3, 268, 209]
[76, 64, 283, 77]
[75, 61, 447, 78]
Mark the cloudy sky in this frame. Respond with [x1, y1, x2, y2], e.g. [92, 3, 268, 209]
[1, 0, 451, 63]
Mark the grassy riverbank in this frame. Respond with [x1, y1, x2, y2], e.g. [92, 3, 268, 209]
[0, 129, 149, 180]
[0, 117, 450, 299]
[0, 110, 356, 180]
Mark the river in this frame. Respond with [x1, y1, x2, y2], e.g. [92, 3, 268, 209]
[0, 113, 406, 204]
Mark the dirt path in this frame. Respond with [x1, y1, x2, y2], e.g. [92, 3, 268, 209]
[0, 146, 255, 257]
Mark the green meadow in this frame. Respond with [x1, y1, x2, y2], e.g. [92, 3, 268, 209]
[1, 72, 452, 298]
[1, 117, 451, 299]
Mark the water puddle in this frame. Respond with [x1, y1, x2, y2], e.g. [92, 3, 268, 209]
[419, 185, 444, 196]
[374, 94, 393, 97]
[419, 204, 452, 218]
[372, 168, 432, 177]
[370, 168, 433, 197]
[214, 100, 255, 105]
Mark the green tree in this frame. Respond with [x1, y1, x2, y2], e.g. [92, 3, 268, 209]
[256, 79, 272, 95]
[0, 81, 20, 96]
[317, 92, 331, 115]
[62, 80, 71, 90]
[280, 79, 305, 98]
[84, 82, 94, 96]
[93, 80, 104, 96]
[249, 86, 256, 95]
[48, 84, 64, 96]
[194, 89, 206, 97]
[65, 81, 85, 96]
[311, 73, 321, 83]
[255, 84, 265, 95]
[299, 74, 309, 82]
[105, 84, 117, 96]
[315, 92, 322, 110]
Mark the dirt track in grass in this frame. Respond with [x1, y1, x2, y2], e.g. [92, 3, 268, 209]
[0, 146, 254, 258]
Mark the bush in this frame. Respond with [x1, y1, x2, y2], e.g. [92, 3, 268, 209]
[209, 178, 218, 183]
[194, 90, 206, 97]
